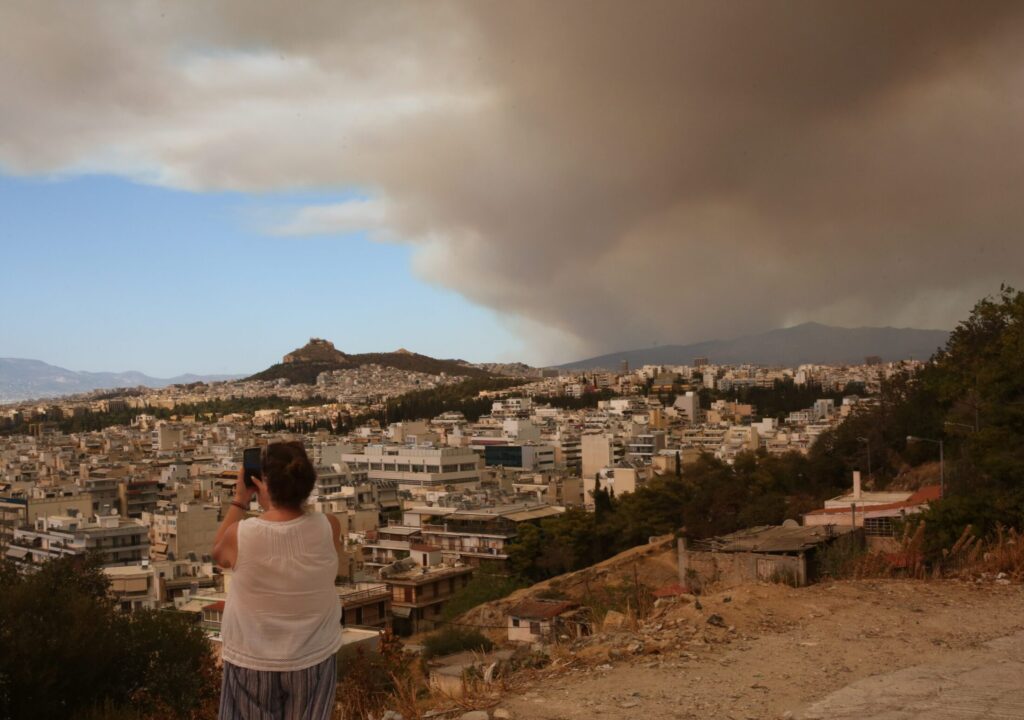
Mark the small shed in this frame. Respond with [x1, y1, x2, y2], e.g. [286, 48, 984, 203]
[507, 598, 579, 643]
[687, 524, 860, 587]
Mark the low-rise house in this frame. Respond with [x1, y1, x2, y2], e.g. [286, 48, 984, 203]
[507, 599, 580, 643]
[803, 472, 941, 543]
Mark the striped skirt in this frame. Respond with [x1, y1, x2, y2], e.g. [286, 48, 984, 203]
[219, 654, 337, 720]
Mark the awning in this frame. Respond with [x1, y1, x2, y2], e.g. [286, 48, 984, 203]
[5, 547, 28, 559]
[391, 606, 412, 618]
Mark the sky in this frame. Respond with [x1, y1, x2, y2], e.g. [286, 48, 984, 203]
[3, 1, 1024, 376]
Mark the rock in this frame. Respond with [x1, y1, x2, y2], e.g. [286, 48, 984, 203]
[723, 596, 732, 603]
[694, 599, 703, 611]
[459, 712, 489, 720]
[603, 610, 627, 631]
[380, 712, 404, 720]
[608, 647, 627, 661]
[707, 614, 727, 628]
[493, 709, 513, 720]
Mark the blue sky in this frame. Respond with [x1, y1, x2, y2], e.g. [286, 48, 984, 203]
[0, 174, 522, 377]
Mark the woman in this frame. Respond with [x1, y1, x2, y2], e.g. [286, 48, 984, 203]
[212, 440, 344, 720]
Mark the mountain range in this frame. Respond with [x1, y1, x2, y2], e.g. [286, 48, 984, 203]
[557, 322, 950, 370]
[0, 358, 241, 404]
[2, 323, 952, 402]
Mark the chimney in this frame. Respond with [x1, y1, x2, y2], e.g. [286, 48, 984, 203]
[852, 470, 862, 500]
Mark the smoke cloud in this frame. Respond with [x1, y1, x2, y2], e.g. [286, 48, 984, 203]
[3, 1, 1024, 362]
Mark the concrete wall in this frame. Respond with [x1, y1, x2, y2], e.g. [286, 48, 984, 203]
[685, 550, 807, 589]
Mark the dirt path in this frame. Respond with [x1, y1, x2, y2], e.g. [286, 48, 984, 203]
[496, 580, 1024, 720]
[799, 630, 1024, 719]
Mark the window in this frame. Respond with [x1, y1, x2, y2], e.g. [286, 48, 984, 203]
[864, 517, 895, 537]
[512, 618, 520, 627]
[530, 621, 541, 635]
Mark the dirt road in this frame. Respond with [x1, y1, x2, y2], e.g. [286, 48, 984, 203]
[496, 580, 1024, 720]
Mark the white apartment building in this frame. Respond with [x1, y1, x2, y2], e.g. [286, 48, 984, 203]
[6, 512, 149, 568]
[491, 398, 533, 417]
[340, 445, 480, 495]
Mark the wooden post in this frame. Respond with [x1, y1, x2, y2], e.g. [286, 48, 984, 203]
[677, 537, 688, 585]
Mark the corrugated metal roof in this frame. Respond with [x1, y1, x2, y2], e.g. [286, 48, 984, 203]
[701, 524, 858, 554]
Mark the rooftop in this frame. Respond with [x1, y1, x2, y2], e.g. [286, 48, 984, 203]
[508, 598, 578, 619]
[699, 523, 859, 554]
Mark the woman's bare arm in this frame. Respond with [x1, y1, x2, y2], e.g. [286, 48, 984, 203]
[326, 513, 345, 578]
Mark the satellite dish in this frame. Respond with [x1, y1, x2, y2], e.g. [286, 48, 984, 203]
[782, 519, 799, 528]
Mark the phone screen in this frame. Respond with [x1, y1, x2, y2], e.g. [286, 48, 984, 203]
[242, 447, 262, 488]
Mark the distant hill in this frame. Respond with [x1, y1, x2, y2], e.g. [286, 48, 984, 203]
[247, 338, 492, 384]
[557, 323, 951, 370]
[0, 358, 241, 403]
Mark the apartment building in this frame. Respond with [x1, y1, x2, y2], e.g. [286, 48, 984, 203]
[118, 477, 160, 518]
[511, 473, 584, 507]
[340, 445, 481, 495]
[104, 564, 161, 612]
[483, 444, 555, 472]
[583, 461, 652, 508]
[6, 512, 149, 568]
[0, 486, 93, 549]
[410, 504, 564, 568]
[549, 434, 581, 471]
[381, 563, 473, 635]
[361, 525, 423, 569]
[627, 431, 666, 462]
[581, 433, 625, 480]
[336, 582, 391, 628]
[143, 502, 219, 561]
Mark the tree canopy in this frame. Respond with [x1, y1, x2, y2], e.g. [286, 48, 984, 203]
[0, 554, 219, 719]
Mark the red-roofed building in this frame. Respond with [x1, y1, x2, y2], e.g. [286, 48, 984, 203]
[507, 599, 580, 643]
[804, 471, 940, 540]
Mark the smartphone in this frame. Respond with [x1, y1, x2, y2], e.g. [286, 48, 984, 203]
[242, 447, 262, 489]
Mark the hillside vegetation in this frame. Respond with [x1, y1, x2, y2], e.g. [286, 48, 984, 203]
[248, 339, 493, 385]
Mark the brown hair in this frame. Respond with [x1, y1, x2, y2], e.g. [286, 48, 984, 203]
[261, 441, 316, 510]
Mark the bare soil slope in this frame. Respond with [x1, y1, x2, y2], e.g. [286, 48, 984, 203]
[497, 579, 1024, 719]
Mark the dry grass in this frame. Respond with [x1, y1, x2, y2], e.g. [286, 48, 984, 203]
[943, 525, 1024, 579]
[845, 523, 1024, 581]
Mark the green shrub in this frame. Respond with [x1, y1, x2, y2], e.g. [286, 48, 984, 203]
[422, 627, 494, 659]
[0, 554, 219, 719]
[442, 566, 525, 621]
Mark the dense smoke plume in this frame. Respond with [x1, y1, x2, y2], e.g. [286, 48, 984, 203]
[3, 1, 1024, 361]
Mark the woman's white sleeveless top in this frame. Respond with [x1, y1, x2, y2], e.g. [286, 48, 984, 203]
[221, 512, 342, 671]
